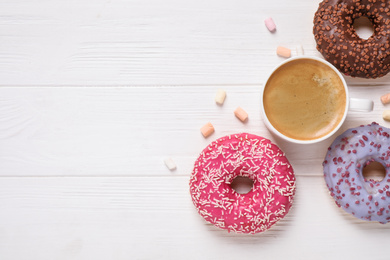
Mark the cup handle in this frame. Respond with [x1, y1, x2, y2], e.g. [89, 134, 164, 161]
[349, 98, 373, 112]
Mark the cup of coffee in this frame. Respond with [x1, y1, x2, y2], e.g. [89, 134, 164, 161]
[261, 56, 373, 144]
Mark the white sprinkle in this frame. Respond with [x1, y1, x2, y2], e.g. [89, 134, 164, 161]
[189, 134, 295, 234]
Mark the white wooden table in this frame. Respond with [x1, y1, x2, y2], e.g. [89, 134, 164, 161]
[1, 0, 390, 259]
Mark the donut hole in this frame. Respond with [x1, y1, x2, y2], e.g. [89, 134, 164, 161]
[230, 176, 254, 194]
[353, 16, 375, 40]
[363, 161, 386, 182]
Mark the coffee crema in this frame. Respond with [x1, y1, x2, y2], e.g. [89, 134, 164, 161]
[263, 58, 347, 141]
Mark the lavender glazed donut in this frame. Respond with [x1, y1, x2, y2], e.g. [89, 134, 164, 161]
[323, 123, 390, 223]
[313, 0, 390, 78]
[189, 133, 296, 234]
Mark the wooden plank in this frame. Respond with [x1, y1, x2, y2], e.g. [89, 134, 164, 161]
[1, 0, 389, 85]
[0, 85, 387, 177]
[0, 176, 389, 260]
[2, 1, 390, 259]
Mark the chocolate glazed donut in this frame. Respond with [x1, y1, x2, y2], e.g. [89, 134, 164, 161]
[313, 0, 390, 78]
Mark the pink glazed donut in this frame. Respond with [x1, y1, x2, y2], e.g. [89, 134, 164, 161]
[189, 133, 296, 234]
[323, 123, 390, 223]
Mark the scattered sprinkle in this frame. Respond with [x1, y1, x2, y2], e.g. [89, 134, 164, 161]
[189, 133, 296, 234]
[313, 1, 390, 78]
[323, 122, 390, 223]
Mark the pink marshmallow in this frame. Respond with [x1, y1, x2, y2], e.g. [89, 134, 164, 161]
[234, 107, 248, 122]
[276, 46, 291, 58]
[201, 122, 215, 138]
[264, 17, 276, 32]
[381, 93, 390, 104]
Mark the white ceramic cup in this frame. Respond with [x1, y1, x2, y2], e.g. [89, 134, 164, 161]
[261, 56, 373, 144]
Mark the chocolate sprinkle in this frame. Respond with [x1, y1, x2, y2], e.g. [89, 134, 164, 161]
[313, 0, 390, 78]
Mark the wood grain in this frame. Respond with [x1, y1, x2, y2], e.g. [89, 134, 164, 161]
[0, 0, 390, 86]
[0, 86, 388, 177]
[0, 176, 389, 260]
[2, 0, 390, 259]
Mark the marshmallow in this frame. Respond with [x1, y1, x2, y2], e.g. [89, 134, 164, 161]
[215, 89, 226, 105]
[381, 93, 390, 104]
[264, 17, 276, 32]
[201, 122, 215, 138]
[234, 107, 248, 122]
[277, 46, 291, 58]
[164, 157, 177, 171]
[383, 110, 390, 121]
